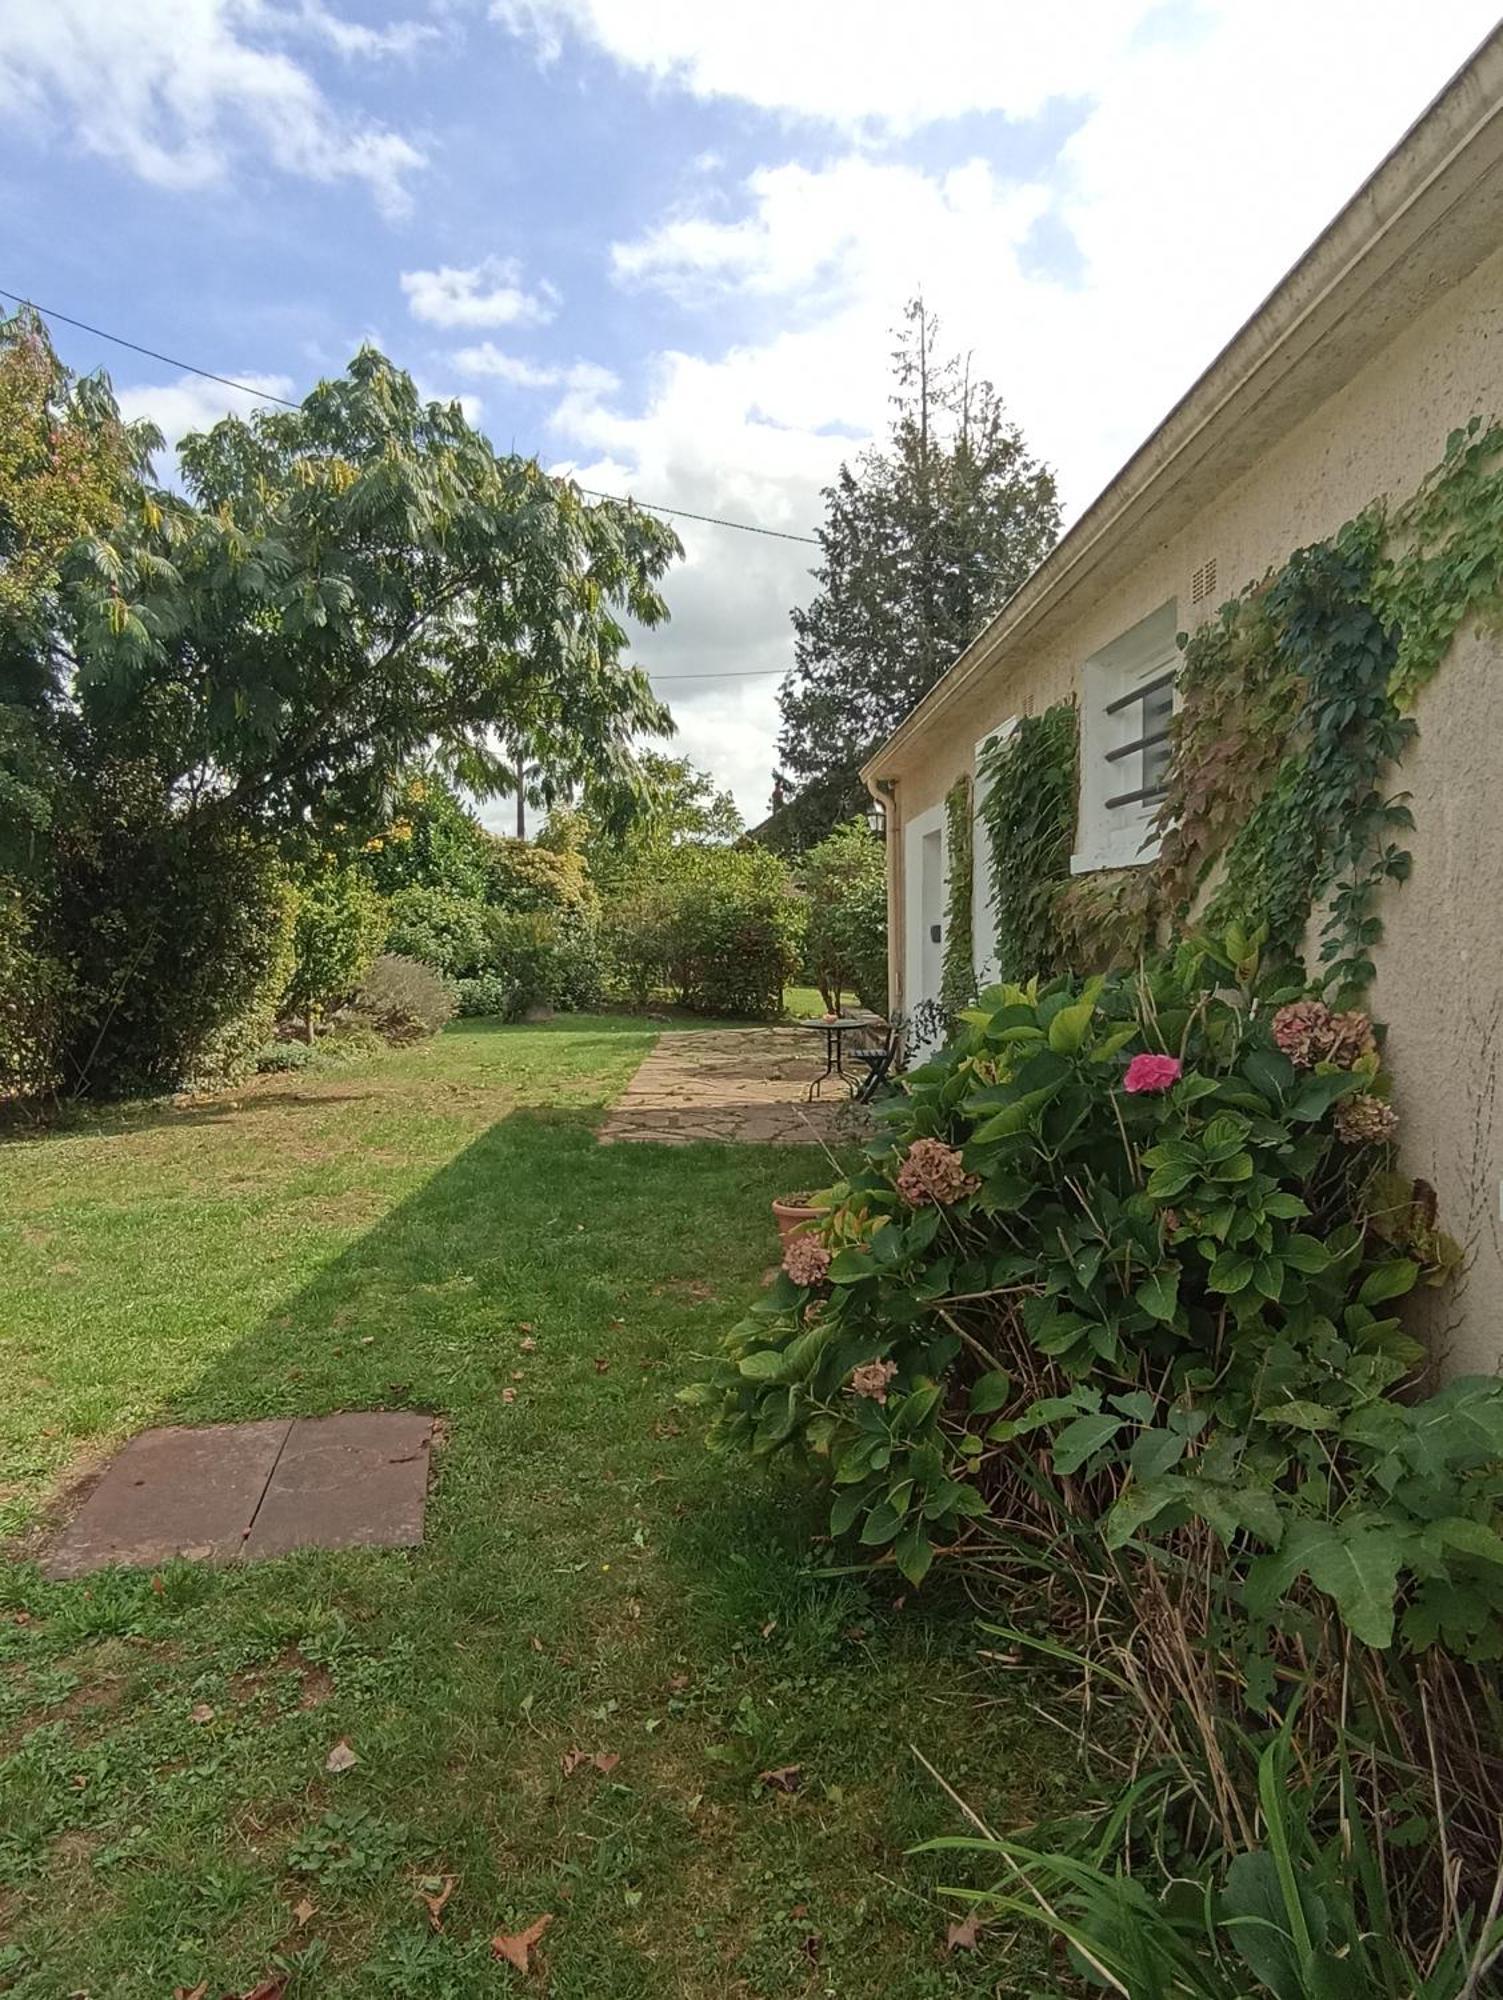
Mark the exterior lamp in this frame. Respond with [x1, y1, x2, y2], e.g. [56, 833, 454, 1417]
[864, 796, 886, 839]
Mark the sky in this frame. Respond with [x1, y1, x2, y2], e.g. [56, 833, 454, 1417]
[1, 0, 1498, 829]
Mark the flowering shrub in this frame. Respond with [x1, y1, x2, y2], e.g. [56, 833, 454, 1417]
[696, 932, 1503, 1661]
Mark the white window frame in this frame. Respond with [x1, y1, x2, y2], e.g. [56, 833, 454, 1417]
[1072, 600, 1179, 875]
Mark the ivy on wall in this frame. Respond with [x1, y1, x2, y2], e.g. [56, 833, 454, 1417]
[975, 419, 1503, 998]
[977, 704, 1078, 984]
[940, 774, 974, 1013]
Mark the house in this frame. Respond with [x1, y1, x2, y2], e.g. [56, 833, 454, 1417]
[862, 30, 1503, 1375]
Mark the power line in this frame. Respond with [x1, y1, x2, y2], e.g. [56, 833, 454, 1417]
[0, 286, 821, 546]
[649, 666, 789, 680]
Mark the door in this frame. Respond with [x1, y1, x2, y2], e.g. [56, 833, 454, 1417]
[903, 803, 947, 1060]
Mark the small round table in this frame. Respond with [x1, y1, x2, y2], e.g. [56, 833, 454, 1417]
[795, 1012, 885, 1100]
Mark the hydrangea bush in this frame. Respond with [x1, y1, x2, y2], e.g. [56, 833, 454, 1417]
[697, 933, 1503, 1661]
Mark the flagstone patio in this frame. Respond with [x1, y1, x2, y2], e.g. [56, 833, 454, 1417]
[597, 1027, 873, 1146]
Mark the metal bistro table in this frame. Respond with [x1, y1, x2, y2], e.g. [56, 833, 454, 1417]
[795, 1010, 886, 1100]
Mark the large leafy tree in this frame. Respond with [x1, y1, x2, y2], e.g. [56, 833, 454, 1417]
[575, 751, 743, 892]
[43, 346, 679, 840]
[1, 337, 681, 1094]
[777, 299, 1060, 844]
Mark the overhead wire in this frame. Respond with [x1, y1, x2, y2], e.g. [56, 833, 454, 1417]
[0, 285, 821, 546]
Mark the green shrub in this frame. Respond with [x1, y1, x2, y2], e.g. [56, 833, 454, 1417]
[34, 764, 297, 1096]
[602, 846, 804, 1019]
[0, 882, 68, 1098]
[486, 835, 590, 915]
[452, 973, 515, 1019]
[800, 820, 887, 1012]
[280, 863, 388, 1032]
[255, 1039, 317, 1074]
[486, 909, 561, 1016]
[345, 953, 455, 1044]
[383, 886, 490, 979]
[698, 930, 1495, 1660]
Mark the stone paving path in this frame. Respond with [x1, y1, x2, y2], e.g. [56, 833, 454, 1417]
[598, 1027, 873, 1146]
[46, 1411, 434, 1578]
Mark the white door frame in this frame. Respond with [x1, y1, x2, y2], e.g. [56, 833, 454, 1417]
[903, 801, 947, 1057]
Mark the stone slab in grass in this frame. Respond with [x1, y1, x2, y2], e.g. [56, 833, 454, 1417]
[46, 1419, 293, 1579]
[241, 1410, 434, 1560]
[45, 1412, 434, 1578]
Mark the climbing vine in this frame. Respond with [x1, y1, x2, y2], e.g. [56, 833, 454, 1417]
[1376, 416, 1503, 706]
[973, 417, 1503, 998]
[940, 774, 974, 1012]
[977, 704, 1077, 983]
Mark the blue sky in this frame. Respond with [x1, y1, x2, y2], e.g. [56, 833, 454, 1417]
[1, 0, 1497, 822]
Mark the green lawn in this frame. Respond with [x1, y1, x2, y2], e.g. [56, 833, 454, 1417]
[0, 1019, 1070, 1997]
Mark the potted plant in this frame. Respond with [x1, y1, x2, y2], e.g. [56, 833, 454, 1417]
[771, 1190, 824, 1247]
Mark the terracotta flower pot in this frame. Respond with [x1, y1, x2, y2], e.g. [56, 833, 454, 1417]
[772, 1191, 822, 1248]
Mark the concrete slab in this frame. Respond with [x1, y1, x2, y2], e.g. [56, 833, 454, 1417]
[45, 1419, 292, 1579]
[242, 1411, 433, 1560]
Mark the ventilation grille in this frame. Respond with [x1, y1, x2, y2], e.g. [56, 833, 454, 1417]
[1190, 556, 1218, 606]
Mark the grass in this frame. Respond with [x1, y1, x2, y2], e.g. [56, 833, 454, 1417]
[0, 1017, 1072, 1997]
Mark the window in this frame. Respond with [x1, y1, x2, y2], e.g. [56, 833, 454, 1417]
[1102, 668, 1174, 812]
[1072, 601, 1178, 874]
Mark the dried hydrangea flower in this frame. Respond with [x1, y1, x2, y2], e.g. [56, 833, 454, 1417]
[1333, 1092, 1399, 1145]
[782, 1234, 831, 1287]
[1272, 1000, 1376, 1071]
[895, 1137, 978, 1207]
[848, 1358, 898, 1403]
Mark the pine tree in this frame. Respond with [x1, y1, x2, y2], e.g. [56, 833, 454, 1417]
[776, 299, 1060, 844]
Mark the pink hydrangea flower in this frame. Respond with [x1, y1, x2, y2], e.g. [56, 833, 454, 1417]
[1123, 1053, 1183, 1095]
[782, 1234, 831, 1287]
[895, 1137, 979, 1207]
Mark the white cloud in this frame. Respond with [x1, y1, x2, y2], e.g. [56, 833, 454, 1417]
[452, 341, 619, 395]
[275, 0, 438, 62]
[0, 0, 426, 216]
[522, 0, 1501, 820]
[401, 257, 559, 330]
[492, 0, 1154, 134]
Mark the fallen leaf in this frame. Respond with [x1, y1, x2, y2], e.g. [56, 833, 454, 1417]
[188, 1702, 215, 1725]
[800, 1932, 823, 1964]
[173, 1985, 208, 1999]
[757, 1765, 802, 1793]
[325, 1738, 358, 1774]
[491, 1913, 553, 1972]
[561, 1748, 590, 1777]
[519, 1336, 537, 1353]
[593, 1357, 610, 1374]
[530, 1635, 544, 1653]
[418, 1873, 456, 1929]
[291, 1896, 316, 1929]
[502, 1388, 517, 1405]
[511, 1370, 524, 1381]
[517, 1322, 534, 1333]
[666, 1673, 690, 1693]
[593, 1751, 620, 1776]
[240, 1982, 287, 2000]
[150, 1575, 165, 1597]
[760, 1619, 778, 1639]
[944, 1912, 982, 1953]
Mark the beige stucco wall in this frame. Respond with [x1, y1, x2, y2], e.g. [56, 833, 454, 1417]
[878, 238, 1503, 1375]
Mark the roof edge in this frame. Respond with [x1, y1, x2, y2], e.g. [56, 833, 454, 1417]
[862, 24, 1503, 782]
